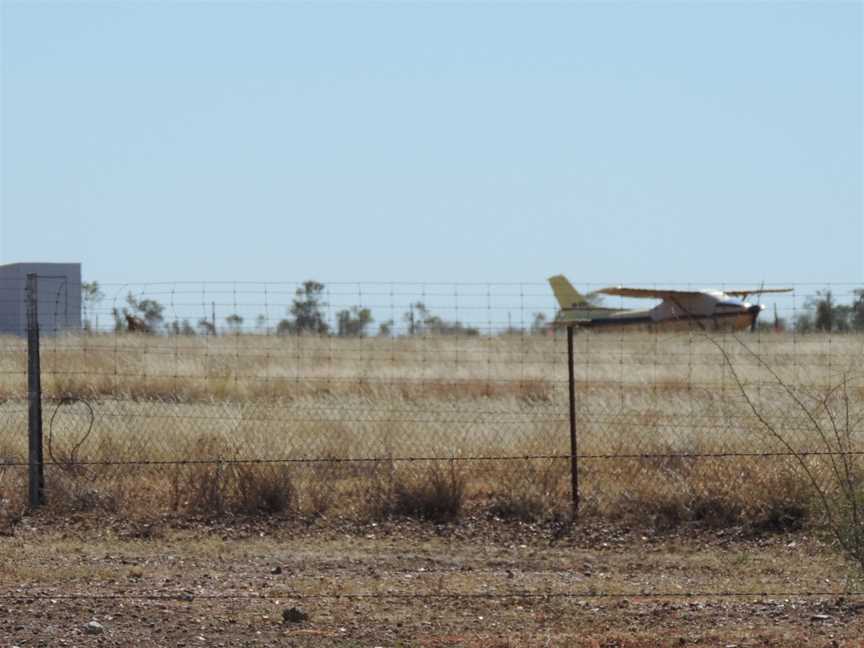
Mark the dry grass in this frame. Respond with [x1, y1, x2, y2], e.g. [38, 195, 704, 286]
[1, 330, 863, 528]
[171, 461, 296, 516]
[363, 461, 466, 522]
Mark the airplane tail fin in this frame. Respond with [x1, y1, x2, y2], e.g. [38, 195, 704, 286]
[548, 275, 588, 309]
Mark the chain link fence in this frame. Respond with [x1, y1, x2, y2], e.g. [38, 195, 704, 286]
[1, 278, 863, 528]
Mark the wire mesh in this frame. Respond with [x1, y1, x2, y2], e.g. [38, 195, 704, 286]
[1, 279, 863, 531]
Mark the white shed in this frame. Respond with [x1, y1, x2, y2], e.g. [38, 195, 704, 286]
[0, 263, 82, 336]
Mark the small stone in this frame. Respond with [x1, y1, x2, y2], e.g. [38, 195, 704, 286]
[270, 566, 282, 575]
[84, 621, 104, 635]
[282, 607, 308, 624]
[811, 614, 831, 621]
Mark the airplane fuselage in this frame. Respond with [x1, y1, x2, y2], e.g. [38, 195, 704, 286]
[556, 291, 762, 332]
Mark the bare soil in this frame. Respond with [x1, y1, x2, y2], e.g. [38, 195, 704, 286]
[2, 515, 863, 647]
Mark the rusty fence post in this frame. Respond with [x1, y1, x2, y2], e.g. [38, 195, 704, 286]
[26, 273, 45, 508]
[567, 324, 579, 519]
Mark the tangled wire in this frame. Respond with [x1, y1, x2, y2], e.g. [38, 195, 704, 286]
[48, 396, 95, 474]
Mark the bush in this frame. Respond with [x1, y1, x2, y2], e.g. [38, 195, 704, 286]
[174, 462, 295, 517]
[365, 463, 465, 523]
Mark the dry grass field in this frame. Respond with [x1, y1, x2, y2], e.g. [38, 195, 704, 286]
[1, 330, 862, 530]
[2, 331, 864, 646]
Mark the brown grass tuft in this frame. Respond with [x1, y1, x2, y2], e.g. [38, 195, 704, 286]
[364, 462, 465, 522]
[172, 462, 296, 517]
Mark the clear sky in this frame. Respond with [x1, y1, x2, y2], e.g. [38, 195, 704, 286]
[1, 1, 862, 288]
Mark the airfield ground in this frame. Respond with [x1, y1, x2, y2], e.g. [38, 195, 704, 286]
[2, 515, 863, 647]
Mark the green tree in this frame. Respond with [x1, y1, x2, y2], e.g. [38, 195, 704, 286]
[402, 302, 479, 336]
[852, 289, 864, 331]
[336, 307, 373, 337]
[378, 319, 394, 337]
[197, 318, 216, 336]
[794, 289, 864, 333]
[277, 281, 329, 335]
[169, 319, 197, 336]
[81, 281, 104, 331]
[403, 302, 423, 336]
[112, 293, 165, 334]
[798, 290, 856, 333]
[225, 313, 244, 334]
[814, 290, 836, 332]
[833, 305, 854, 333]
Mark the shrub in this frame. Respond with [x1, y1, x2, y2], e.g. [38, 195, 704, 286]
[365, 462, 465, 523]
[174, 462, 295, 517]
[232, 464, 295, 515]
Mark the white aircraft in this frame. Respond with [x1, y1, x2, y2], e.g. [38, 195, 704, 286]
[549, 275, 791, 332]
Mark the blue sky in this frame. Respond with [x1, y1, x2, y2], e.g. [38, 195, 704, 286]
[1, 1, 861, 289]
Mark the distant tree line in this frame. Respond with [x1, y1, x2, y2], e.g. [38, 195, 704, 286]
[81, 279, 482, 337]
[793, 289, 864, 333]
[82, 280, 864, 336]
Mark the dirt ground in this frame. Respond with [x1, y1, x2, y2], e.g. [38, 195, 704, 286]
[1, 514, 863, 647]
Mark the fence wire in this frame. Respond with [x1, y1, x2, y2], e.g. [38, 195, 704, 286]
[1, 279, 864, 603]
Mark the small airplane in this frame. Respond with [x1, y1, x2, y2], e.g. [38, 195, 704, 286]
[548, 275, 792, 332]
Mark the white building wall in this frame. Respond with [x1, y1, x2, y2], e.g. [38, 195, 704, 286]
[0, 263, 82, 336]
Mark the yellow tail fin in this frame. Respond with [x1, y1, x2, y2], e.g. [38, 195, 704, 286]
[548, 275, 587, 309]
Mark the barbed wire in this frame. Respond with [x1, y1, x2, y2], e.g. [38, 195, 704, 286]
[2, 280, 864, 566]
[3, 450, 864, 468]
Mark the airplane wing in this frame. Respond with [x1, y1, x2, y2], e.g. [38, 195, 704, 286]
[596, 287, 704, 300]
[724, 288, 793, 297]
[598, 286, 794, 300]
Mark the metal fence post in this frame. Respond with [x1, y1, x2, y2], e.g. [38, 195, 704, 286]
[26, 273, 45, 508]
[567, 324, 579, 519]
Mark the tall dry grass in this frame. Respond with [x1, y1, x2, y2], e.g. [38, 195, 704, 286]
[0, 330, 862, 528]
